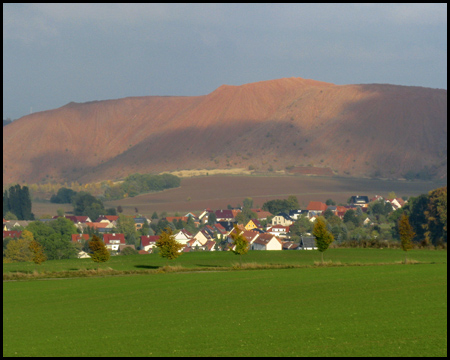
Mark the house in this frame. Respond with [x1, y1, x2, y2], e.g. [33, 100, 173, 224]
[387, 198, 406, 211]
[349, 196, 370, 207]
[198, 209, 213, 224]
[71, 234, 90, 244]
[215, 209, 235, 222]
[102, 233, 126, 251]
[306, 202, 328, 216]
[186, 238, 204, 249]
[77, 250, 91, 259]
[134, 217, 150, 231]
[282, 241, 300, 250]
[96, 215, 119, 223]
[83, 222, 114, 232]
[271, 213, 295, 226]
[251, 234, 282, 251]
[251, 210, 273, 221]
[336, 206, 350, 219]
[288, 209, 308, 220]
[267, 225, 290, 238]
[174, 229, 194, 245]
[53, 215, 92, 224]
[217, 221, 236, 232]
[4, 220, 31, 230]
[203, 240, 216, 251]
[193, 229, 213, 245]
[244, 219, 262, 231]
[3, 230, 22, 239]
[140, 235, 160, 252]
[300, 236, 317, 250]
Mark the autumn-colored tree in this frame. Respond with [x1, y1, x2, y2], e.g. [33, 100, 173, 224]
[4, 231, 34, 263]
[313, 217, 334, 263]
[89, 234, 110, 274]
[155, 227, 184, 264]
[29, 239, 47, 270]
[398, 213, 415, 264]
[230, 225, 250, 268]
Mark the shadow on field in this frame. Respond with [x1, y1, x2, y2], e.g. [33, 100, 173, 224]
[134, 265, 160, 269]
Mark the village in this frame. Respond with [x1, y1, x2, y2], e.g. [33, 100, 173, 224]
[3, 194, 408, 259]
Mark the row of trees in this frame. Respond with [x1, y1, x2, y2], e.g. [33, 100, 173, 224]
[3, 184, 34, 220]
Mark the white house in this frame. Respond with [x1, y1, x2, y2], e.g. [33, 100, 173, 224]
[251, 234, 282, 251]
[174, 229, 194, 245]
[267, 225, 290, 238]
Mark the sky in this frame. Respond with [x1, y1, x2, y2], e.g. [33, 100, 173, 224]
[3, 3, 447, 120]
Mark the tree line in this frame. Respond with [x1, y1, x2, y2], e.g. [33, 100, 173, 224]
[3, 184, 34, 220]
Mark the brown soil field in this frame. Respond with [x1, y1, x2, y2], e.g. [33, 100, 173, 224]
[31, 175, 446, 218]
[287, 166, 335, 176]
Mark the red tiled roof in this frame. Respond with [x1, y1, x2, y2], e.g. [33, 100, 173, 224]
[140, 235, 159, 248]
[3, 230, 22, 239]
[103, 233, 126, 245]
[71, 234, 90, 243]
[85, 222, 109, 229]
[306, 201, 328, 211]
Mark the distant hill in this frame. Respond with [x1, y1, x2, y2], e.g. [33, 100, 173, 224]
[3, 77, 447, 185]
[3, 119, 13, 127]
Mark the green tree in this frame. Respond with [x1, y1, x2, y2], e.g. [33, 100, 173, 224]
[4, 211, 18, 220]
[312, 217, 334, 263]
[72, 191, 105, 220]
[207, 212, 217, 225]
[120, 247, 139, 256]
[423, 186, 447, 246]
[155, 227, 184, 264]
[4, 184, 34, 220]
[230, 225, 250, 268]
[89, 234, 110, 274]
[243, 197, 254, 209]
[49, 217, 78, 241]
[398, 213, 415, 263]
[151, 211, 158, 219]
[50, 187, 77, 203]
[116, 214, 138, 245]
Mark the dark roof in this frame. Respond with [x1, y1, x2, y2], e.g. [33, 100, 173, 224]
[215, 209, 234, 219]
[275, 212, 295, 220]
[300, 236, 316, 248]
[217, 221, 236, 231]
[350, 196, 369, 204]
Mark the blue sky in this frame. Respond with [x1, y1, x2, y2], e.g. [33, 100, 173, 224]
[3, 3, 447, 120]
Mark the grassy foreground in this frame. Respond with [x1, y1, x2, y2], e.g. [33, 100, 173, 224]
[3, 263, 447, 357]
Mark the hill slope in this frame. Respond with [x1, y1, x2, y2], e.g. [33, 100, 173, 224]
[3, 77, 447, 184]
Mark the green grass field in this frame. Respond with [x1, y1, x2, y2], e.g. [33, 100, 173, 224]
[3, 248, 448, 275]
[3, 262, 447, 357]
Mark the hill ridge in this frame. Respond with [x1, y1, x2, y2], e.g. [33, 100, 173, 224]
[3, 78, 447, 184]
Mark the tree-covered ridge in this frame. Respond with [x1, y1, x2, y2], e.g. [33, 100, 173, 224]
[104, 173, 181, 199]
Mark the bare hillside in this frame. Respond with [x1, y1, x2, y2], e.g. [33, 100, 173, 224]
[3, 77, 447, 184]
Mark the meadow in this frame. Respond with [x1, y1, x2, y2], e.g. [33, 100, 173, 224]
[3, 260, 447, 357]
[3, 248, 448, 275]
